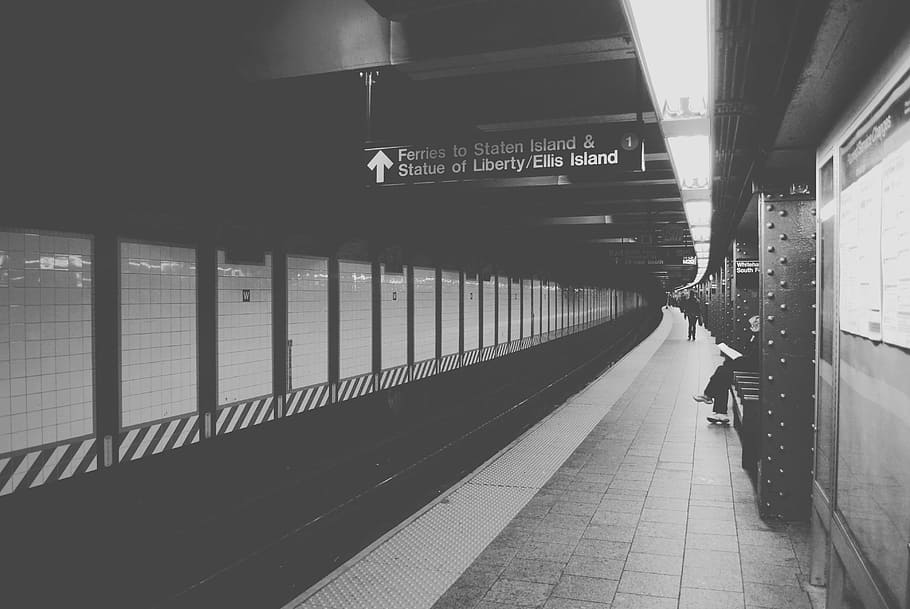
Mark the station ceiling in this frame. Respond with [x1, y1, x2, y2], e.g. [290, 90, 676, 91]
[9, 0, 907, 290]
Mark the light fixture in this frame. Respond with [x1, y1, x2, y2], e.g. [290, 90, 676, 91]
[623, 0, 709, 122]
[623, 0, 713, 284]
[690, 227, 710, 242]
[684, 200, 712, 227]
[667, 135, 709, 191]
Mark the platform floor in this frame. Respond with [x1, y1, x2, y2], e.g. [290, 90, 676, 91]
[285, 310, 816, 609]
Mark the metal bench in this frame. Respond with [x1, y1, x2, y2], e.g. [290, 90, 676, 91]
[731, 370, 760, 471]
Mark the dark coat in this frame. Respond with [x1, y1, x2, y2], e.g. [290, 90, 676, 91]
[682, 298, 701, 321]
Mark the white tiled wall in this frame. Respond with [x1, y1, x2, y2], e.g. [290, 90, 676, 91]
[440, 270, 459, 356]
[217, 252, 272, 406]
[0, 230, 94, 454]
[381, 264, 407, 369]
[288, 256, 328, 388]
[482, 277, 495, 347]
[544, 282, 551, 333]
[463, 276, 479, 352]
[582, 288, 588, 324]
[509, 279, 520, 341]
[522, 279, 532, 338]
[339, 260, 372, 378]
[532, 279, 541, 335]
[542, 281, 550, 334]
[571, 288, 578, 326]
[497, 277, 508, 344]
[120, 242, 197, 428]
[413, 267, 436, 362]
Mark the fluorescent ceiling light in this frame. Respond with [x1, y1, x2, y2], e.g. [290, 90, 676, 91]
[690, 227, 710, 242]
[667, 135, 709, 190]
[625, 0, 709, 121]
[684, 200, 712, 226]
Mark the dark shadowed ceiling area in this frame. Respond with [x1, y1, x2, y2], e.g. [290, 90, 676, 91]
[7, 0, 908, 290]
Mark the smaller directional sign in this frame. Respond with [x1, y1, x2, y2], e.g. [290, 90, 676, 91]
[364, 126, 644, 186]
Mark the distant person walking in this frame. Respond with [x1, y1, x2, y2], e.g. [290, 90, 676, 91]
[682, 292, 702, 340]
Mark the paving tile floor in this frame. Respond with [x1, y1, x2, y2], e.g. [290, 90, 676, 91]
[288, 310, 819, 609]
[431, 310, 816, 609]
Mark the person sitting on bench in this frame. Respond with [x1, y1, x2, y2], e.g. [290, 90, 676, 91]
[693, 315, 760, 423]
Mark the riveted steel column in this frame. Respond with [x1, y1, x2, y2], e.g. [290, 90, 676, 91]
[725, 255, 735, 343]
[759, 193, 817, 520]
[733, 239, 760, 352]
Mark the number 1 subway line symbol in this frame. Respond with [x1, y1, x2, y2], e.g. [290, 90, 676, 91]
[368, 150, 394, 183]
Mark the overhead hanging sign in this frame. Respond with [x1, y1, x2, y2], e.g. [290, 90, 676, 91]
[364, 126, 644, 186]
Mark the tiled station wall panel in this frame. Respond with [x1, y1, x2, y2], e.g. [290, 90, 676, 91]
[509, 279, 520, 340]
[0, 230, 94, 453]
[547, 283, 557, 331]
[339, 260, 372, 379]
[413, 267, 435, 362]
[497, 277, 508, 344]
[568, 288, 576, 327]
[217, 252, 272, 405]
[463, 276, 479, 351]
[482, 277, 495, 347]
[539, 281, 547, 335]
[522, 279, 532, 337]
[440, 271, 459, 356]
[288, 256, 329, 388]
[380, 264, 407, 369]
[121, 242, 197, 427]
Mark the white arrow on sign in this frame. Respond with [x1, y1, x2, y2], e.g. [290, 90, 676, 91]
[367, 149, 394, 183]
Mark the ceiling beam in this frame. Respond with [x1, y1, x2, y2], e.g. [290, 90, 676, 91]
[394, 36, 636, 80]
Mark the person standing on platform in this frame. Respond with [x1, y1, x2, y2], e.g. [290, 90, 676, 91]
[682, 292, 702, 340]
[693, 315, 760, 423]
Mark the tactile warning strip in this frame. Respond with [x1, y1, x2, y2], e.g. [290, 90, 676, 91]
[288, 315, 673, 609]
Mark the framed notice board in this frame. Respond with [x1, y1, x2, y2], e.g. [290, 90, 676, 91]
[839, 73, 910, 347]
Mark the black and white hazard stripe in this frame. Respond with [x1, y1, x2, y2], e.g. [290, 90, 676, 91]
[217, 397, 275, 435]
[379, 365, 409, 390]
[337, 373, 374, 402]
[463, 348, 481, 365]
[492, 343, 508, 359]
[0, 436, 97, 497]
[412, 358, 436, 380]
[286, 383, 331, 416]
[438, 353, 460, 372]
[120, 414, 201, 461]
